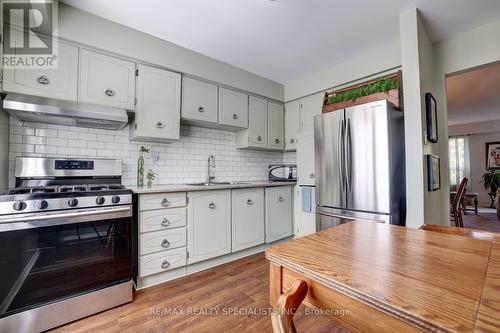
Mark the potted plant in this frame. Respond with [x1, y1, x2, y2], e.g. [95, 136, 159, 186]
[481, 169, 500, 208]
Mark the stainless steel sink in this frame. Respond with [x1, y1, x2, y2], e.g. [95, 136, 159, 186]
[185, 181, 250, 186]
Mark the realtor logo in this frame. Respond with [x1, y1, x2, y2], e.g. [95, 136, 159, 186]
[1, 0, 58, 68]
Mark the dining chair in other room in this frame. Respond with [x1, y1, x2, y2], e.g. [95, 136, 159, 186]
[450, 177, 468, 228]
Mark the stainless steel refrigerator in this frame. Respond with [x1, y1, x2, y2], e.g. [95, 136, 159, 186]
[314, 100, 405, 230]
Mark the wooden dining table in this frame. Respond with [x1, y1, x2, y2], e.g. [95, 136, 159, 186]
[265, 221, 500, 333]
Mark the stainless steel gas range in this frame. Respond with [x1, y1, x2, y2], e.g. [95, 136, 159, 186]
[0, 157, 133, 333]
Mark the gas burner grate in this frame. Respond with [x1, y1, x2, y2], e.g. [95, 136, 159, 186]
[8, 187, 32, 195]
[58, 185, 88, 193]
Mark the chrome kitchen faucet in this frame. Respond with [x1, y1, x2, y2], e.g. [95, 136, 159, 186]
[207, 155, 215, 183]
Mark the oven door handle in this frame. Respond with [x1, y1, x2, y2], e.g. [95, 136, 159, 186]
[0, 206, 132, 232]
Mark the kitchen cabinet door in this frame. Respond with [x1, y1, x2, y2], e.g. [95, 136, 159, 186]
[236, 95, 267, 149]
[232, 188, 265, 252]
[267, 101, 285, 150]
[300, 93, 323, 131]
[3, 41, 79, 101]
[130, 64, 181, 142]
[284, 100, 300, 151]
[219, 87, 248, 128]
[181, 77, 218, 123]
[187, 190, 231, 264]
[265, 186, 293, 243]
[79, 49, 135, 109]
[297, 131, 315, 185]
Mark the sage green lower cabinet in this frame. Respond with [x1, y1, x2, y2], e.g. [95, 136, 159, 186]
[265, 186, 293, 243]
[231, 188, 265, 252]
[187, 190, 231, 264]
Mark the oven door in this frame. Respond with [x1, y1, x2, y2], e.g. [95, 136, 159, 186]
[0, 206, 132, 318]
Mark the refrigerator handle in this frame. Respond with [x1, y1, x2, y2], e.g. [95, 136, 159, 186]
[339, 119, 345, 191]
[346, 118, 352, 192]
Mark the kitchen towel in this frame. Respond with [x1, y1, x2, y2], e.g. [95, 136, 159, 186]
[301, 186, 314, 213]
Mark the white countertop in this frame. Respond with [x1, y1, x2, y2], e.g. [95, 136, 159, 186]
[129, 181, 296, 194]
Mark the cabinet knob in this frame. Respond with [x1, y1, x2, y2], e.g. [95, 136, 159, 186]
[198, 106, 205, 112]
[208, 201, 216, 209]
[247, 199, 253, 205]
[278, 196, 284, 202]
[161, 260, 170, 269]
[233, 113, 238, 119]
[161, 198, 170, 207]
[36, 75, 50, 85]
[309, 173, 315, 179]
[161, 239, 170, 248]
[161, 218, 170, 227]
[104, 88, 115, 97]
[290, 138, 295, 144]
[257, 136, 263, 141]
[156, 121, 165, 128]
[275, 138, 280, 144]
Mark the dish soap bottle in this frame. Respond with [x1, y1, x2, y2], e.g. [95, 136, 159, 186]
[137, 146, 149, 186]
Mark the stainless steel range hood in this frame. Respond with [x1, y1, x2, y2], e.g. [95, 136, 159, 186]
[3, 93, 129, 130]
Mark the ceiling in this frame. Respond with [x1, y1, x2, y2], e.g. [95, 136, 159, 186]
[62, 0, 500, 84]
[447, 63, 500, 126]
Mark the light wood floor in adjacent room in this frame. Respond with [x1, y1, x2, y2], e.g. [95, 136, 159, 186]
[50, 253, 349, 333]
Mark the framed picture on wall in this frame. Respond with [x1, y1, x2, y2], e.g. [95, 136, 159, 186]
[425, 93, 438, 143]
[427, 154, 441, 191]
[486, 142, 500, 170]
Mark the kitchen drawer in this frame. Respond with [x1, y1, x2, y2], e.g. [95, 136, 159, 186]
[139, 192, 187, 211]
[139, 207, 186, 233]
[139, 228, 187, 256]
[139, 247, 187, 277]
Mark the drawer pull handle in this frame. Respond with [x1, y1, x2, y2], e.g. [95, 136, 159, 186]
[247, 199, 253, 205]
[36, 75, 50, 85]
[209, 201, 216, 209]
[198, 106, 205, 112]
[290, 138, 295, 144]
[275, 138, 280, 144]
[232, 113, 238, 119]
[161, 198, 170, 207]
[104, 88, 115, 97]
[161, 260, 170, 269]
[257, 136, 263, 142]
[156, 121, 164, 128]
[309, 173, 315, 179]
[278, 196, 284, 202]
[161, 239, 170, 248]
[161, 218, 170, 227]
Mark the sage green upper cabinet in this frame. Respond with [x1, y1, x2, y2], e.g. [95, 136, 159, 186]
[284, 100, 300, 151]
[267, 101, 284, 150]
[218, 87, 248, 128]
[2, 41, 78, 101]
[130, 64, 181, 143]
[79, 49, 136, 109]
[299, 93, 323, 131]
[181, 77, 218, 124]
[236, 96, 267, 149]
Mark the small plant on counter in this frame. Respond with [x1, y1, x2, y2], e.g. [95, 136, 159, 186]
[327, 77, 399, 104]
[137, 146, 150, 187]
[146, 169, 156, 187]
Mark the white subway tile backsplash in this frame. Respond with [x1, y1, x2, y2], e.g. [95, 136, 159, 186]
[8, 116, 297, 188]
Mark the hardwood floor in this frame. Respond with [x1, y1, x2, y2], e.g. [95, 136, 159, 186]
[50, 253, 349, 333]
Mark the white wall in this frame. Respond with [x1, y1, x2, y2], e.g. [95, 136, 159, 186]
[58, 3, 284, 101]
[433, 17, 500, 224]
[449, 120, 500, 136]
[8, 116, 294, 187]
[466, 132, 500, 206]
[284, 40, 401, 101]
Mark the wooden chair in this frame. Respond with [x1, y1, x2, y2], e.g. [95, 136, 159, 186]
[271, 280, 308, 333]
[450, 178, 468, 227]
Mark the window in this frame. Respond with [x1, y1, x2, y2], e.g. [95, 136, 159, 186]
[448, 136, 470, 191]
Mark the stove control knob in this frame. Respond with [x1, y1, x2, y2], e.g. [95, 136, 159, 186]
[96, 196, 105, 205]
[13, 201, 27, 211]
[68, 198, 79, 207]
[37, 200, 48, 209]
[111, 195, 120, 204]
